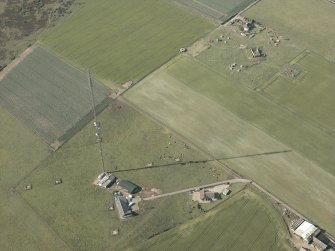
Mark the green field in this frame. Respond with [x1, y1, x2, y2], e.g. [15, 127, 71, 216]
[40, 0, 213, 87]
[0, 106, 68, 251]
[175, 0, 255, 21]
[0, 46, 110, 147]
[138, 189, 293, 251]
[196, 22, 304, 89]
[260, 51, 335, 133]
[244, 0, 335, 61]
[125, 55, 335, 235]
[15, 100, 231, 250]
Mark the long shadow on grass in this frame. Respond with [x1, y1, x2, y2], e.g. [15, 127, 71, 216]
[113, 150, 292, 173]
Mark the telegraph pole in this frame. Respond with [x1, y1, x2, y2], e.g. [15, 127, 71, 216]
[88, 71, 105, 173]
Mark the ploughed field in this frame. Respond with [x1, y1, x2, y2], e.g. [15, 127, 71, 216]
[0, 46, 110, 148]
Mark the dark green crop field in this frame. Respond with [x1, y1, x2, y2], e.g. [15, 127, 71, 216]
[0, 46, 110, 148]
[40, 0, 213, 87]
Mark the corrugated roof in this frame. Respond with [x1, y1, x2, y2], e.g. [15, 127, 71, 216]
[114, 195, 132, 219]
[118, 180, 141, 194]
[294, 221, 318, 241]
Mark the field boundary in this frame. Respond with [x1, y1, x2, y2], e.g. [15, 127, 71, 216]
[123, 65, 335, 235]
[123, 96, 307, 220]
[11, 190, 73, 251]
[254, 51, 335, 139]
[188, 54, 335, 153]
[54, 96, 111, 150]
[0, 44, 36, 82]
[0, 44, 112, 151]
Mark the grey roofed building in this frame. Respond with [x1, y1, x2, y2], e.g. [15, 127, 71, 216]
[294, 221, 319, 243]
[118, 180, 141, 194]
[313, 236, 328, 251]
[101, 175, 117, 188]
[114, 195, 132, 219]
[250, 47, 261, 57]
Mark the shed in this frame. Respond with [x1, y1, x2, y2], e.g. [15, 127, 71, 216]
[118, 180, 141, 194]
[251, 47, 261, 57]
[114, 195, 132, 219]
[250, 48, 263, 58]
[294, 221, 319, 243]
[222, 188, 230, 196]
[101, 175, 117, 188]
[312, 236, 327, 251]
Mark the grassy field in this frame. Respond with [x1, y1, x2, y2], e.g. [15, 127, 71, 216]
[0, 106, 69, 251]
[0, 106, 48, 188]
[244, 0, 335, 61]
[260, 51, 335, 133]
[0, 46, 110, 147]
[196, 22, 304, 89]
[16, 100, 231, 250]
[137, 188, 293, 251]
[125, 55, 335, 235]
[174, 0, 255, 21]
[40, 0, 213, 87]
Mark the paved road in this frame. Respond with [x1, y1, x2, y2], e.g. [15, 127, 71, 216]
[143, 179, 250, 201]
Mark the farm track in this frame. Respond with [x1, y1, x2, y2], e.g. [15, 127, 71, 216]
[143, 179, 250, 201]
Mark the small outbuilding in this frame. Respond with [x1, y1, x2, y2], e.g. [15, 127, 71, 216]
[118, 180, 141, 194]
[312, 236, 327, 251]
[251, 47, 262, 57]
[97, 172, 117, 188]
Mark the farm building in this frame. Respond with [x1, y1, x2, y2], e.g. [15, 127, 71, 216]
[114, 194, 133, 219]
[204, 191, 216, 200]
[192, 189, 205, 202]
[192, 189, 220, 203]
[294, 221, 319, 243]
[250, 47, 262, 57]
[312, 236, 327, 251]
[117, 180, 141, 194]
[208, 184, 230, 196]
[97, 173, 117, 188]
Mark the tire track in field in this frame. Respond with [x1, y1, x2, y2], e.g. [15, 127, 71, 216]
[190, 198, 250, 251]
[212, 203, 260, 251]
[249, 216, 272, 251]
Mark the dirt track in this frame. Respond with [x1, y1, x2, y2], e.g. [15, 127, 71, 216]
[143, 179, 250, 201]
